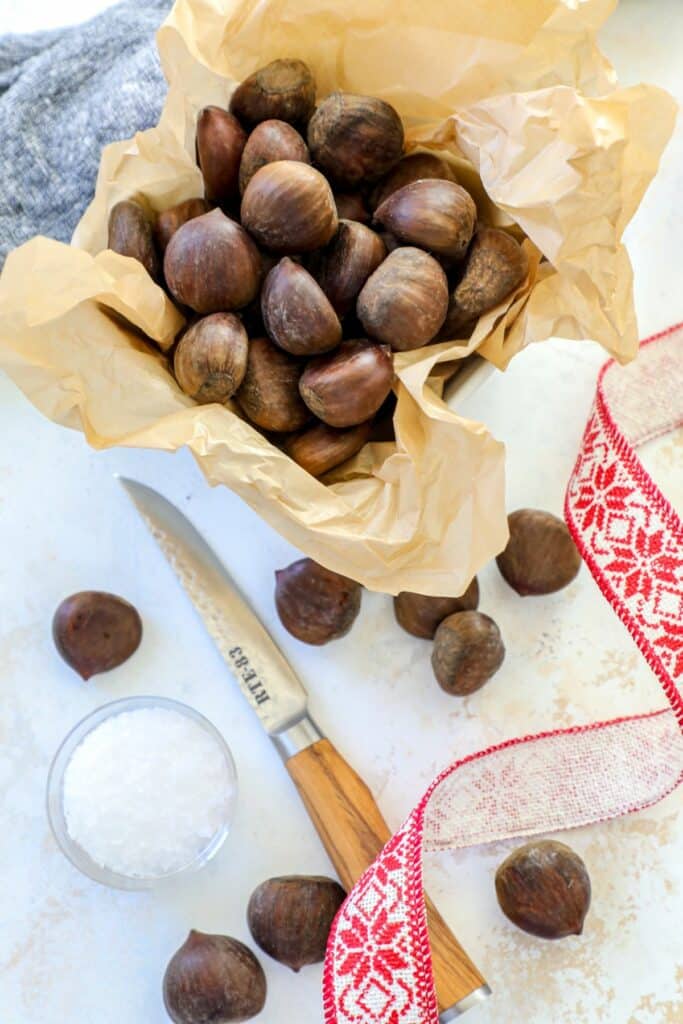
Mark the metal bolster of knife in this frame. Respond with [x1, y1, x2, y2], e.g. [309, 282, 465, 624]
[271, 712, 324, 760]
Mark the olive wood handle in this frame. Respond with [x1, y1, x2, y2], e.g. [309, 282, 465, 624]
[286, 737, 487, 1014]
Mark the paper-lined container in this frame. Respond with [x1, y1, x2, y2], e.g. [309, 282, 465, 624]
[0, 0, 675, 595]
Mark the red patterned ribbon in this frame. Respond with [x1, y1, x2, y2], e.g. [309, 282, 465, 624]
[324, 327, 683, 1024]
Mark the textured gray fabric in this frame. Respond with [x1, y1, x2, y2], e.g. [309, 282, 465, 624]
[0, 1, 171, 267]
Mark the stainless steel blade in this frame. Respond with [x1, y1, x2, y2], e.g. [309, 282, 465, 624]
[119, 477, 308, 735]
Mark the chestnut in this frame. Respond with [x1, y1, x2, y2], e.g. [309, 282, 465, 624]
[53, 591, 142, 680]
[357, 247, 449, 350]
[308, 93, 404, 187]
[432, 611, 505, 696]
[163, 930, 266, 1023]
[261, 258, 341, 355]
[496, 509, 581, 596]
[285, 420, 372, 478]
[374, 179, 476, 259]
[154, 198, 210, 254]
[236, 336, 309, 432]
[247, 875, 346, 971]
[174, 313, 248, 404]
[239, 119, 310, 195]
[241, 161, 338, 254]
[164, 208, 262, 313]
[334, 192, 370, 224]
[230, 58, 316, 128]
[495, 841, 591, 940]
[371, 152, 457, 211]
[316, 220, 387, 317]
[196, 106, 247, 205]
[107, 200, 160, 282]
[394, 578, 480, 639]
[444, 228, 529, 334]
[275, 557, 362, 644]
[299, 339, 394, 428]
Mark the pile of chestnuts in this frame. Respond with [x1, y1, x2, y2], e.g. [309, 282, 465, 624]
[274, 508, 581, 698]
[107, 57, 529, 480]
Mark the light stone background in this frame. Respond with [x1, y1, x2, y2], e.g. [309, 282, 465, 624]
[0, 1, 681, 1022]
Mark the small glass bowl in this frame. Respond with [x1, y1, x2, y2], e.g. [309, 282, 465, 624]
[47, 696, 238, 891]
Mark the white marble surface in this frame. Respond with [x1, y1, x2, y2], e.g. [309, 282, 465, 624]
[1, 2, 682, 1023]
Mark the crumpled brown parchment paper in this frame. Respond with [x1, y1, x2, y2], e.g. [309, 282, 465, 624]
[0, 0, 675, 594]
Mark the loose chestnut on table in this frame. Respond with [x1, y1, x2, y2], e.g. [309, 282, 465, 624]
[497, 509, 581, 596]
[53, 591, 142, 680]
[163, 931, 266, 1024]
[247, 875, 346, 971]
[108, 200, 160, 282]
[432, 610, 505, 695]
[394, 578, 480, 639]
[495, 841, 591, 939]
[275, 557, 362, 645]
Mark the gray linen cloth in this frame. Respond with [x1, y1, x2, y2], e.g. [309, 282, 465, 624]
[0, 0, 171, 267]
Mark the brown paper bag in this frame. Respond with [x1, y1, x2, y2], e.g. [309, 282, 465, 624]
[0, 0, 675, 595]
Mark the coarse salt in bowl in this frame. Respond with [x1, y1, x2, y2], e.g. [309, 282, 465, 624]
[47, 696, 238, 889]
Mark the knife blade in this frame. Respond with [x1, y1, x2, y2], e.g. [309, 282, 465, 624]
[119, 476, 490, 1019]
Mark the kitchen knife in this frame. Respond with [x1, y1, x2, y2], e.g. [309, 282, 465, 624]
[119, 477, 490, 1020]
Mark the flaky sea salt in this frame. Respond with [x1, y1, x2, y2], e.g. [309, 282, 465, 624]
[63, 707, 235, 877]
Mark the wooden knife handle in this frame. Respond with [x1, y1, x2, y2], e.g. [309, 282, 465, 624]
[286, 738, 487, 1015]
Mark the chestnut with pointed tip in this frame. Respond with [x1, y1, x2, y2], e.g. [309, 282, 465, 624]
[299, 339, 394, 428]
[394, 579, 480, 639]
[375, 179, 476, 259]
[285, 420, 372, 478]
[371, 152, 457, 211]
[241, 161, 338, 253]
[496, 509, 581, 596]
[495, 841, 591, 940]
[275, 558, 361, 644]
[357, 247, 449, 350]
[163, 930, 266, 1024]
[154, 198, 211, 254]
[236, 336, 309, 433]
[239, 119, 310, 195]
[53, 591, 142, 680]
[196, 107, 247, 205]
[247, 875, 346, 971]
[174, 313, 248, 404]
[444, 228, 529, 334]
[230, 58, 316, 127]
[108, 200, 160, 281]
[308, 93, 404, 188]
[432, 611, 505, 695]
[261, 258, 341, 356]
[164, 208, 262, 313]
[316, 220, 387, 317]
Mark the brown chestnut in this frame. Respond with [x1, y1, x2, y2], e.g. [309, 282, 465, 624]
[299, 339, 394, 428]
[53, 591, 142, 680]
[357, 247, 449, 350]
[334, 192, 370, 224]
[432, 611, 505, 696]
[495, 841, 591, 939]
[174, 313, 248, 404]
[261, 258, 341, 356]
[236, 336, 309, 432]
[107, 200, 160, 282]
[164, 208, 261, 313]
[375, 180, 476, 259]
[163, 930, 266, 1024]
[394, 578, 479, 639]
[230, 58, 316, 128]
[239, 119, 310, 195]
[275, 557, 361, 644]
[247, 875, 346, 971]
[496, 509, 581, 596]
[444, 228, 529, 334]
[154, 198, 211, 254]
[241, 161, 338, 254]
[196, 106, 247, 205]
[285, 420, 372, 478]
[308, 93, 404, 188]
[371, 152, 457, 211]
[316, 220, 387, 317]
